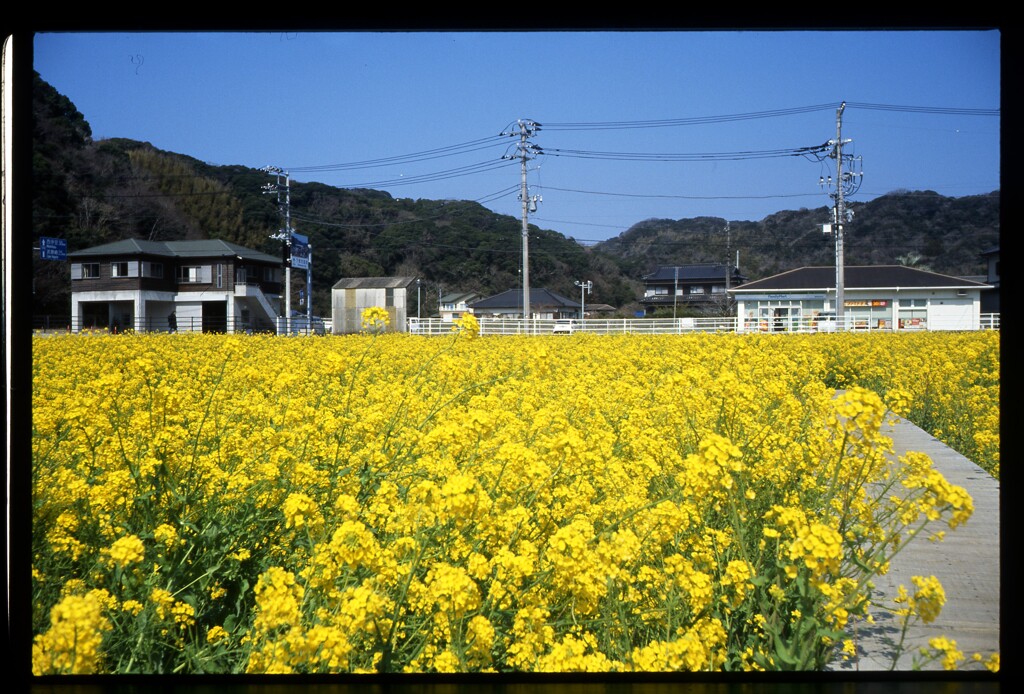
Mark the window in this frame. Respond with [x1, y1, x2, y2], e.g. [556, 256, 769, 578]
[142, 262, 163, 278]
[178, 266, 200, 283]
[688, 286, 705, 295]
[82, 263, 100, 279]
[112, 261, 129, 277]
[177, 265, 210, 283]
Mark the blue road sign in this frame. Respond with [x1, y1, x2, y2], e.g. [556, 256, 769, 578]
[290, 233, 309, 270]
[39, 237, 67, 261]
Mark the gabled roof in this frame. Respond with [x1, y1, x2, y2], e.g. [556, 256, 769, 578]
[68, 238, 281, 264]
[470, 288, 581, 310]
[331, 277, 417, 290]
[731, 266, 991, 292]
[441, 291, 482, 303]
[643, 264, 747, 282]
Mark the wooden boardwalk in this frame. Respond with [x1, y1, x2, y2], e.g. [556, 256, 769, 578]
[829, 414, 1001, 672]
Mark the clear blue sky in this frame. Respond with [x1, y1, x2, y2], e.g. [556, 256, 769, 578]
[33, 30, 1001, 244]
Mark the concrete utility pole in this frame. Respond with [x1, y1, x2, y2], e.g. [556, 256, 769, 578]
[725, 222, 732, 292]
[834, 103, 847, 325]
[306, 243, 312, 324]
[673, 266, 679, 319]
[502, 120, 542, 321]
[262, 166, 292, 334]
[820, 102, 863, 330]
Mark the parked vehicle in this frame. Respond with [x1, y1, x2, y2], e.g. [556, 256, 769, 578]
[289, 312, 327, 335]
[552, 319, 576, 334]
[815, 312, 838, 333]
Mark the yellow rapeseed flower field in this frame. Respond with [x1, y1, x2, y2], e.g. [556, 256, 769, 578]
[31, 330, 998, 674]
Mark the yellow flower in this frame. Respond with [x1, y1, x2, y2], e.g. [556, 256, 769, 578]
[283, 492, 323, 531]
[153, 523, 182, 549]
[252, 567, 304, 634]
[927, 636, 964, 670]
[207, 625, 230, 645]
[910, 575, 946, 624]
[452, 313, 480, 338]
[101, 534, 146, 569]
[32, 590, 114, 674]
[361, 306, 391, 333]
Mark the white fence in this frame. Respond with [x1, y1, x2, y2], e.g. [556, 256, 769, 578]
[33, 313, 1000, 336]
[408, 314, 1001, 337]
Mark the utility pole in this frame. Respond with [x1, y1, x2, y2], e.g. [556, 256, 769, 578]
[834, 104, 846, 327]
[819, 102, 863, 330]
[575, 280, 592, 321]
[673, 266, 679, 319]
[262, 166, 292, 334]
[725, 222, 732, 292]
[502, 120, 542, 322]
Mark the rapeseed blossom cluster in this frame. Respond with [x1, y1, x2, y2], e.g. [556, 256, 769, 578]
[31, 331, 998, 673]
[360, 306, 391, 333]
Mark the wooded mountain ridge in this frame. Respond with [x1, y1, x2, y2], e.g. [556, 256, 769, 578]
[31, 73, 1000, 317]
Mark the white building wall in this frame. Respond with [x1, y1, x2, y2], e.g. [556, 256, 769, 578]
[174, 302, 204, 332]
[928, 298, 978, 330]
[734, 288, 982, 332]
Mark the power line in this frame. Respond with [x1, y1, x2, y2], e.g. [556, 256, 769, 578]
[285, 135, 509, 173]
[336, 158, 517, 188]
[539, 104, 841, 130]
[541, 143, 829, 162]
[844, 102, 999, 116]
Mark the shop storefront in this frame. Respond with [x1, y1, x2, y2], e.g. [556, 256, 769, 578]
[730, 266, 990, 333]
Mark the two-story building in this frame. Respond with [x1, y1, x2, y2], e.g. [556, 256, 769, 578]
[640, 264, 747, 315]
[439, 291, 482, 322]
[69, 238, 284, 333]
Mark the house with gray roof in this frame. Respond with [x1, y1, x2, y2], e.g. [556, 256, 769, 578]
[729, 265, 992, 332]
[69, 238, 284, 332]
[469, 288, 581, 320]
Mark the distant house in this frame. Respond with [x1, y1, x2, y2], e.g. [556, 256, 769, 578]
[582, 303, 617, 317]
[439, 291, 482, 322]
[469, 288, 581, 320]
[979, 247, 1000, 313]
[640, 264, 747, 315]
[69, 238, 283, 333]
[331, 277, 416, 334]
[729, 265, 992, 332]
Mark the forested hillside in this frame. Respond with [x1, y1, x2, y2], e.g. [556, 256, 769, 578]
[31, 73, 999, 318]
